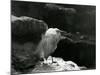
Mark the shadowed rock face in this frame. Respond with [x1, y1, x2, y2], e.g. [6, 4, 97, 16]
[11, 1, 76, 32]
[52, 40, 95, 69]
[11, 15, 48, 72]
[43, 4, 76, 31]
[11, 1, 95, 37]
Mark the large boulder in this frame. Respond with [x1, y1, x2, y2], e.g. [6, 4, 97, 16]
[11, 15, 48, 73]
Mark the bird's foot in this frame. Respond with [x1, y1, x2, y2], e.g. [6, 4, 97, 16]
[40, 58, 48, 65]
[43, 60, 48, 65]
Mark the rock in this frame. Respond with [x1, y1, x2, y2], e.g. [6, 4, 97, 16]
[11, 15, 48, 73]
[31, 56, 81, 73]
[11, 1, 76, 32]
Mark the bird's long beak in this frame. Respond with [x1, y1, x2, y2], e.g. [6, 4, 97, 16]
[59, 30, 72, 39]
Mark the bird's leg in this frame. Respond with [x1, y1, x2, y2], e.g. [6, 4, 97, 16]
[43, 58, 48, 64]
[39, 51, 47, 65]
[40, 51, 49, 65]
[40, 58, 48, 65]
[51, 56, 53, 64]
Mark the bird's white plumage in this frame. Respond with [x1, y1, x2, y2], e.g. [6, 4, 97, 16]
[35, 28, 67, 64]
[45, 28, 59, 36]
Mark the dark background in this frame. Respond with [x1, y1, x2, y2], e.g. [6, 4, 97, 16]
[11, 0, 96, 71]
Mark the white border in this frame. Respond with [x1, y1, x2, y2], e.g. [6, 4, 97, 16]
[0, 0, 10, 75]
[0, 0, 97, 75]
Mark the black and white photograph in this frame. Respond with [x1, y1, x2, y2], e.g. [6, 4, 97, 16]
[11, 0, 96, 74]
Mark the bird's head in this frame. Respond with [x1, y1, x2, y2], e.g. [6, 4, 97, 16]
[45, 28, 71, 40]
